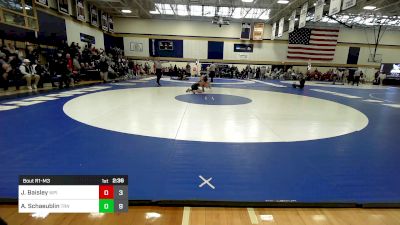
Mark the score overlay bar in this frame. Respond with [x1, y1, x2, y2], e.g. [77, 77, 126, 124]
[18, 175, 128, 213]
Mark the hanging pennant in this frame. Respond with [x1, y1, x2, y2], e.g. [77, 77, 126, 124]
[101, 11, 108, 31]
[108, 15, 114, 33]
[58, 0, 69, 15]
[271, 22, 276, 40]
[288, 10, 296, 33]
[35, 0, 49, 7]
[299, 2, 308, 28]
[314, 0, 325, 22]
[329, 0, 342, 16]
[278, 17, 284, 37]
[342, 0, 356, 10]
[90, 5, 99, 27]
[253, 22, 265, 40]
[76, 0, 85, 22]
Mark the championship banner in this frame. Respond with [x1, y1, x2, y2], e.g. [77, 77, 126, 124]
[271, 22, 276, 40]
[252, 22, 265, 40]
[101, 11, 108, 32]
[80, 33, 95, 44]
[35, 0, 49, 7]
[58, 0, 69, 15]
[314, 0, 324, 22]
[278, 17, 284, 37]
[76, 0, 85, 22]
[288, 10, 296, 33]
[108, 15, 114, 33]
[240, 23, 252, 40]
[234, 44, 253, 52]
[342, 0, 356, 10]
[90, 5, 99, 27]
[299, 2, 308, 28]
[329, 0, 342, 16]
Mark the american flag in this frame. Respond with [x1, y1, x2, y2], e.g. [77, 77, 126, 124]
[287, 28, 339, 61]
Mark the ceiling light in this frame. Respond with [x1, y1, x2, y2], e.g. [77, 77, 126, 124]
[121, 9, 132, 13]
[150, 10, 160, 14]
[363, 5, 376, 10]
[277, 0, 289, 4]
[242, 0, 254, 2]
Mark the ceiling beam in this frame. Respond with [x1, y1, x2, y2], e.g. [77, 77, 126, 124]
[376, 0, 400, 11]
[128, 0, 152, 18]
[268, 0, 307, 24]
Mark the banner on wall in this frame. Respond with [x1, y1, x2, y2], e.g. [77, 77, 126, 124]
[35, 0, 49, 7]
[58, 0, 69, 15]
[288, 10, 296, 33]
[76, 0, 85, 22]
[159, 41, 174, 51]
[278, 17, 284, 37]
[130, 42, 143, 52]
[101, 11, 108, 31]
[240, 23, 252, 40]
[252, 22, 264, 40]
[108, 15, 114, 33]
[80, 33, 95, 44]
[299, 2, 308, 28]
[234, 44, 253, 52]
[329, 0, 342, 16]
[342, 0, 356, 10]
[90, 5, 99, 27]
[314, 0, 325, 22]
[271, 22, 276, 40]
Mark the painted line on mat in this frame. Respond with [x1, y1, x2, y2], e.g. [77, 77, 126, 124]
[247, 208, 259, 224]
[369, 93, 395, 103]
[252, 79, 286, 87]
[310, 89, 362, 99]
[0, 105, 19, 111]
[382, 103, 400, 108]
[181, 206, 191, 225]
[363, 99, 383, 103]
[3, 100, 45, 106]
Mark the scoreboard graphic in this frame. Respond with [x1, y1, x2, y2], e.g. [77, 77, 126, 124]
[18, 175, 128, 213]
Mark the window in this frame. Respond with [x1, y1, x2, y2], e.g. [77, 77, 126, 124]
[0, 0, 38, 30]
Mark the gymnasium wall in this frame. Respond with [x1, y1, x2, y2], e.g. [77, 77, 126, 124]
[116, 18, 400, 67]
[65, 19, 105, 49]
[38, 0, 106, 49]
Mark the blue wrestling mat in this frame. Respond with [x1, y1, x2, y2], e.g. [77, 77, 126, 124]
[1, 77, 400, 206]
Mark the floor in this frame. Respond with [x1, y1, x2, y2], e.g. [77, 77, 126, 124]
[1, 205, 400, 225]
[1, 76, 400, 204]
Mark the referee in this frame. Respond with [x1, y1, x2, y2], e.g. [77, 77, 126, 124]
[154, 58, 162, 86]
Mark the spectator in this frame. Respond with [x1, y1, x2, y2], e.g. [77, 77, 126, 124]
[1, 51, 12, 90]
[185, 63, 191, 77]
[98, 57, 109, 83]
[8, 53, 23, 90]
[209, 62, 216, 82]
[19, 59, 40, 90]
[153, 59, 163, 86]
[53, 52, 69, 89]
[353, 69, 361, 86]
